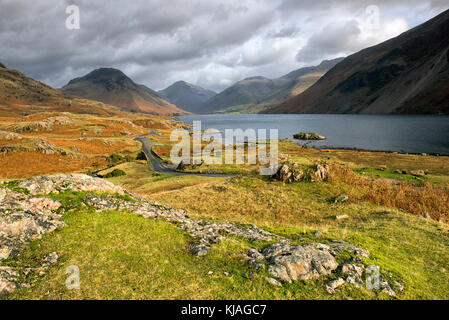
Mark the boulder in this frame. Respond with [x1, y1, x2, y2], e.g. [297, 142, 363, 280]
[264, 244, 338, 282]
[410, 170, 425, 177]
[312, 164, 330, 182]
[272, 164, 291, 183]
[326, 278, 345, 294]
[265, 277, 282, 287]
[334, 195, 349, 204]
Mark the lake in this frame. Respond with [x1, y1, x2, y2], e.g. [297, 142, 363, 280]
[180, 114, 449, 155]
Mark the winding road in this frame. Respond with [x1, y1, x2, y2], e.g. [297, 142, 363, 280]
[135, 135, 236, 178]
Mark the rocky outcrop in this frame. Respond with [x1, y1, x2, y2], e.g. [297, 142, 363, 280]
[272, 163, 304, 183]
[9, 116, 74, 133]
[0, 138, 62, 155]
[17, 174, 125, 195]
[0, 131, 24, 141]
[0, 187, 63, 262]
[263, 243, 339, 282]
[312, 164, 330, 182]
[245, 240, 399, 297]
[272, 163, 329, 183]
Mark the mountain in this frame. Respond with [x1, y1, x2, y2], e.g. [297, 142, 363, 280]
[267, 9, 449, 115]
[0, 63, 120, 117]
[198, 58, 344, 114]
[61, 68, 188, 115]
[138, 84, 159, 96]
[158, 81, 216, 113]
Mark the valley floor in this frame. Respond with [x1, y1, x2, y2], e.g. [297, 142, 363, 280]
[1, 112, 448, 300]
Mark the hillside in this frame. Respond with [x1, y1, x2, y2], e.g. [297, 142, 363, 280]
[267, 9, 449, 115]
[0, 63, 121, 117]
[198, 58, 343, 114]
[158, 81, 216, 113]
[62, 68, 188, 115]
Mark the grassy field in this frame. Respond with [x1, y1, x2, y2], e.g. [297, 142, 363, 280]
[0, 192, 396, 300]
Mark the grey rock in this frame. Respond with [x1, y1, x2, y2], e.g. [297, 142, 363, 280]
[264, 243, 338, 282]
[265, 277, 282, 287]
[0, 267, 18, 298]
[268, 264, 291, 283]
[334, 195, 349, 204]
[326, 278, 345, 294]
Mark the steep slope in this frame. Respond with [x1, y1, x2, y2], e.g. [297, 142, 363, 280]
[199, 58, 343, 114]
[267, 9, 449, 115]
[158, 81, 216, 113]
[62, 68, 188, 115]
[0, 63, 120, 117]
[138, 84, 159, 96]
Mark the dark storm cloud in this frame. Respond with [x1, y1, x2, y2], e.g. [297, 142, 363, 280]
[0, 0, 447, 92]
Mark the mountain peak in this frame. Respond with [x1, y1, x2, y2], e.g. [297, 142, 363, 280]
[0, 62, 6, 69]
[158, 81, 216, 113]
[62, 68, 187, 115]
[66, 68, 129, 87]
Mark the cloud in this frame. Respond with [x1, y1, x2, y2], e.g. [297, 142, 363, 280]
[296, 16, 409, 63]
[0, 0, 447, 92]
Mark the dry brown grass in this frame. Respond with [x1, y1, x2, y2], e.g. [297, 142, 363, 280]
[0, 151, 107, 178]
[329, 165, 449, 222]
[47, 138, 133, 155]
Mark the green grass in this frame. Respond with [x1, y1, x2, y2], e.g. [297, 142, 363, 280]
[4, 206, 388, 300]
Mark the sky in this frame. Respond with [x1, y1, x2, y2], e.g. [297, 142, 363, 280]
[0, 0, 448, 92]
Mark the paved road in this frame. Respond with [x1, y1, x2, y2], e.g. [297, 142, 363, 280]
[135, 136, 236, 178]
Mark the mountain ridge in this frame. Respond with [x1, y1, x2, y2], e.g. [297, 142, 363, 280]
[198, 58, 344, 114]
[0, 64, 121, 117]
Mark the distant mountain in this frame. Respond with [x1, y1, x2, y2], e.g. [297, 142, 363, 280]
[0, 63, 120, 117]
[158, 81, 216, 113]
[62, 68, 188, 115]
[267, 9, 449, 115]
[198, 58, 344, 114]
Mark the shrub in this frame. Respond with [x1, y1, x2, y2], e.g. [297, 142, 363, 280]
[107, 154, 124, 163]
[103, 169, 126, 178]
[136, 151, 147, 160]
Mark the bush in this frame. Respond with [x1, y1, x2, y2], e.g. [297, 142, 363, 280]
[107, 154, 124, 163]
[136, 151, 147, 160]
[102, 169, 126, 178]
